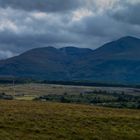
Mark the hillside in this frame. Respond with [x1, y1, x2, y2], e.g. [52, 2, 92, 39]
[0, 100, 139, 140]
[91, 36, 140, 60]
[0, 36, 140, 83]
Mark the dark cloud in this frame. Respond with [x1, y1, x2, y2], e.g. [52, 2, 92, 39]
[0, 0, 139, 59]
[0, 0, 83, 12]
[110, 1, 140, 25]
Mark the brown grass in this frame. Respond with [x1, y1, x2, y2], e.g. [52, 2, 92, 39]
[0, 100, 139, 140]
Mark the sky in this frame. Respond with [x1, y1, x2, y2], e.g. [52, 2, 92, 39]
[0, 0, 140, 59]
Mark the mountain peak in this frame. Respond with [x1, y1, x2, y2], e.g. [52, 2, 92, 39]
[118, 36, 140, 41]
[91, 35, 140, 60]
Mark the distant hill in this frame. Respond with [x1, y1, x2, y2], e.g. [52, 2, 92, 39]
[0, 36, 140, 84]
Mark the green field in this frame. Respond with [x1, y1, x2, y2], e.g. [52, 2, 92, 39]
[0, 100, 139, 140]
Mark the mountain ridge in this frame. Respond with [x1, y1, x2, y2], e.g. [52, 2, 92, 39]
[0, 36, 140, 84]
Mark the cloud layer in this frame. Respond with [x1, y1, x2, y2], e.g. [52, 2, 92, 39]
[0, 0, 139, 59]
[0, 0, 84, 12]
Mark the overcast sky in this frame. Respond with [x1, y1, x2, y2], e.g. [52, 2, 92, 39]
[0, 0, 140, 59]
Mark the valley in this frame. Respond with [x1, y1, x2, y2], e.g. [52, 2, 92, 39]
[0, 0, 139, 139]
[0, 83, 140, 109]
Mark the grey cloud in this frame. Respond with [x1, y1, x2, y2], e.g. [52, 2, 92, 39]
[0, 50, 15, 59]
[0, 0, 140, 59]
[110, 1, 140, 25]
[0, 0, 83, 13]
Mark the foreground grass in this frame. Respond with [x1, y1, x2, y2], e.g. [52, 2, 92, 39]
[0, 100, 139, 140]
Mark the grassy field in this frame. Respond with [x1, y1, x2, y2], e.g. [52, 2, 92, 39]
[0, 84, 98, 96]
[0, 100, 139, 140]
[0, 83, 140, 108]
[1, 83, 140, 96]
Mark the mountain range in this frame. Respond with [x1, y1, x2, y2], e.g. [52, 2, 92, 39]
[0, 36, 140, 84]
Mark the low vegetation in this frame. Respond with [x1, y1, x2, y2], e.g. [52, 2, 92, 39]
[36, 90, 140, 109]
[0, 84, 140, 109]
[0, 100, 139, 140]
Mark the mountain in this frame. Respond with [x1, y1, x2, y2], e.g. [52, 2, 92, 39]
[0, 36, 140, 84]
[0, 46, 93, 81]
[90, 36, 140, 60]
